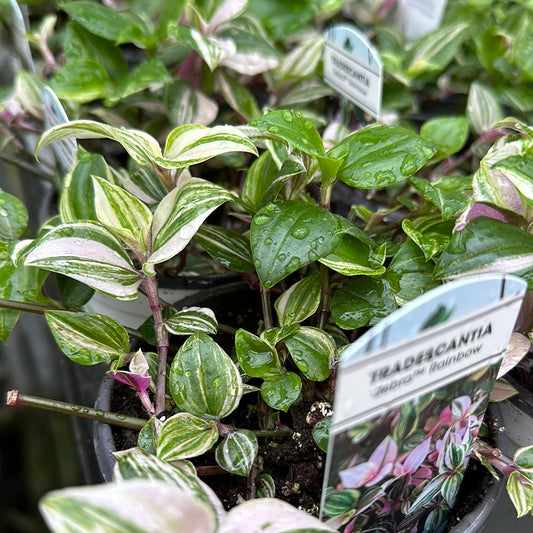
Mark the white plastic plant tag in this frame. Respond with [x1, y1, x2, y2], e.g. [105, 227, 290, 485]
[323, 24, 383, 120]
[41, 85, 77, 174]
[321, 274, 527, 532]
[395, 0, 448, 40]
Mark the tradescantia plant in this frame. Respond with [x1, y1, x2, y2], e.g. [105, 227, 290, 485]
[3, 108, 533, 531]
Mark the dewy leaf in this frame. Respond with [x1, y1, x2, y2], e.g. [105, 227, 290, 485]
[215, 429, 258, 477]
[194, 224, 254, 273]
[285, 327, 335, 382]
[328, 124, 435, 189]
[160, 124, 258, 168]
[113, 447, 225, 524]
[35, 120, 162, 168]
[45, 310, 130, 365]
[251, 109, 324, 157]
[435, 217, 533, 282]
[260, 372, 301, 412]
[275, 273, 321, 327]
[402, 216, 454, 260]
[165, 307, 218, 336]
[40, 480, 217, 533]
[146, 178, 236, 275]
[24, 222, 142, 299]
[250, 201, 341, 288]
[92, 175, 153, 255]
[330, 278, 397, 329]
[50, 60, 109, 103]
[0, 189, 28, 240]
[157, 413, 219, 462]
[236, 329, 280, 378]
[169, 333, 243, 418]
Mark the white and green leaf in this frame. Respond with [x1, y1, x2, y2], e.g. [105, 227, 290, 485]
[169, 333, 243, 418]
[275, 273, 320, 327]
[157, 413, 219, 462]
[215, 429, 258, 476]
[165, 306, 218, 336]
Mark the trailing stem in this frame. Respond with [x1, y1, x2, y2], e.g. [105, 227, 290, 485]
[141, 275, 169, 415]
[260, 284, 273, 330]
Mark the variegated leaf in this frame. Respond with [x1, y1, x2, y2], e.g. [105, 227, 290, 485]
[40, 480, 217, 533]
[172, 25, 222, 71]
[236, 329, 280, 378]
[219, 498, 336, 533]
[285, 327, 335, 382]
[165, 306, 218, 336]
[166, 80, 218, 127]
[194, 224, 254, 272]
[278, 79, 333, 106]
[216, 71, 260, 122]
[467, 82, 504, 135]
[35, 120, 162, 168]
[206, 0, 247, 33]
[279, 35, 324, 80]
[24, 222, 142, 299]
[507, 469, 533, 518]
[92, 176, 152, 255]
[45, 310, 130, 365]
[159, 124, 258, 168]
[113, 447, 225, 523]
[215, 429, 258, 476]
[145, 179, 236, 275]
[256, 474, 276, 498]
[275, 273, 320, 327]
[157, 413, 219, 462]
[169, 333, 243, 418]
[0, 189, 28, 240]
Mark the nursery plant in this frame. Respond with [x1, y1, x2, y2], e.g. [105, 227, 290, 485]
[3, 108, 533, 532]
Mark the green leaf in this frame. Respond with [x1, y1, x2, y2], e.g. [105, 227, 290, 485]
[330, 278, 397, 329]
[409, 176, 470, 219]
[157, 413, 219, 462]
[275, 273, 320, 327]
[312, 416, 332, 453]
[40, 480, 217, 533]
[328, 124, 435, 189]
[50, 60, 109, 103]
[514, 445, 533, 469]
[467, 83, 504, 135]
[194, 224, 254, 273]
[165, 307, 218, 336]
[285, 327, 335, 382]
[256, 473, 276, 498]
[0, 189, 27, 240]
[217, 72, 260, 122]
[402, 216, 454, 260]
[160, 124, 258, 168]
[172, 25, 222, 71]
[435, 217, 533, 282]
[420, 116, 470, 162]
[235, 329, 280, 378]
[170, 333, 243, 418]
[24, 222, 142, 299]
[251, 109, 325, 157]
[406, 23, 468, 78]
[242, 151, 284, 212]
[56, 275, 95, 308]
[45, 310, 129, 365]
[60, 152, 109, 223]
[36, 120, 163, 168]
[260, 372, 301, 412]
[215, 429, 258, 476]
[61, 2, 145, 45]
[250, 201, 341, 288]
[146, 178, 236, 275]
[106, 58, 172, 105]
[113, 447, 224, 522]
[385, 240, 439, 306]
[92, 176, 153, 255]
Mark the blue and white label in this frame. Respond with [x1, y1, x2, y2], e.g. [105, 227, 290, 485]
[323, 24, 383, 120]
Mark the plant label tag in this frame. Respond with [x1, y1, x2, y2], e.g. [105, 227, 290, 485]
[320, 274, 527, 532]
[395, 0, 448, 40]
[323, 24, 383, 120]
[41, 85, 77, 174]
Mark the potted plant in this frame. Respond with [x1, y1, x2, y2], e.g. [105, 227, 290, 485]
[3, 107, 533, 532]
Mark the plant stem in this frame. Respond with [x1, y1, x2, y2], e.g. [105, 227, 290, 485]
[260, 285, 273, 330]
[141, 276, 169, 415]
[317, 263, 331, 331]
[6, 390, 146, 430]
